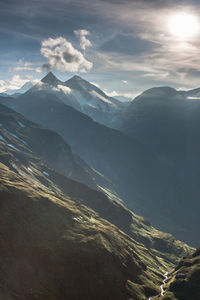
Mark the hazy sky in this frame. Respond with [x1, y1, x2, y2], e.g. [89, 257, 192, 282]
[1, 0, 200, 97]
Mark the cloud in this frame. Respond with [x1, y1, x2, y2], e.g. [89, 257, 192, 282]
[74, 29, 92, 51]
[52, 84, 71, 95]
[90, 81, 100, 88]
[98, 0, 179, 8]
[104, 89, 138, 99]
[40, 37, 93, 73]
[100, 34, 158, 55]
[0, 74, 33, 93]
[105, 90, 119, 97]
[11, 60, 42, 73]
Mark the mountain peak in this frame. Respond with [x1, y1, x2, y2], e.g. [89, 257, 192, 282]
[133, 86, 180, 102]
[65, 75, 91, 91]
[68, 75, 86, 84]
[71, 75, 83, 80]
[41, 72, 62, 86]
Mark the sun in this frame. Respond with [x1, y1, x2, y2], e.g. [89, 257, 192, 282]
[168, 13, 199, 40]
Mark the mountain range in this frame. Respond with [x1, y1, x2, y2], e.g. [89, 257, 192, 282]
[0, 74, 184, 243]
[0, 101, 193, 300]
[0, 71, 200, 299]
[1, 72, 200, 246]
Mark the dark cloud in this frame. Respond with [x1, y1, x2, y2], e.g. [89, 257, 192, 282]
[98, 0, 199, 8]
[178, 68, 200, 78]
[100, 34, 158, 55]
[98, 0, 173, 7]
[0, 0, 102, 41]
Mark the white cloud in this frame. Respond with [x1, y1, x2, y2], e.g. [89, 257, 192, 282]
[188, 96, 200, 100]
[40, 37, 93, 73]
[10, 60, 42, 73]
[0, 75, 31, 93]
[104, 90, 138, 99]
[105, 90, 119, 97]
[53, 84, 71, 95]
[74, 29, 92, 51]
[90, 81, 100, 88]
[13, 66, 42, 73]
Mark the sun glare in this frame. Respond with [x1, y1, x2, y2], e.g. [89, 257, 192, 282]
[168, 13, 199, 40]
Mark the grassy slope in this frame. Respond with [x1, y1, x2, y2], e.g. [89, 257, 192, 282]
[0, 154, 162, 300]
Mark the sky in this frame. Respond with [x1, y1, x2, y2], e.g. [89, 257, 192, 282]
[1, 0, 200, 98]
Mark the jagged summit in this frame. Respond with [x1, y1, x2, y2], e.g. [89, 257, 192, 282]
[65, 74, 91, 88]
[70, 75, 83, 81]
[41, 71, 62, 86]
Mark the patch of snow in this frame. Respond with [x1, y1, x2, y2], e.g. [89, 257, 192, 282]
[73, 216, 87, 223]
[8, 144, 18, 150]
[90, 90, 113, 105]
[17, 121, 25, 127]
[187, 96, 200, 100]
[43, 171, 49, 176]
[72, 90, 112, 114]
[0, 135, 6, 142]
[27, 167, 33, 172]
[9, 132, 27, 145]
[87, 103, 96, 109]
[54, 85, 71, 95]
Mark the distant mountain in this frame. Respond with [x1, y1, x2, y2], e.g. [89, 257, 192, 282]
[179, 86, 200, 99]
[22, 72, 124, 127]
[0, 102, 193, 300]
[118, 86, 184, 150]
[115, 86, 200, 245]
[5, 81, 34, 95]
[115, 95, 133, 102]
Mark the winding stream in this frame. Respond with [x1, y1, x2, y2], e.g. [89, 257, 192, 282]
[160, 272, 168, 296]
[148, 272, 169, 299]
